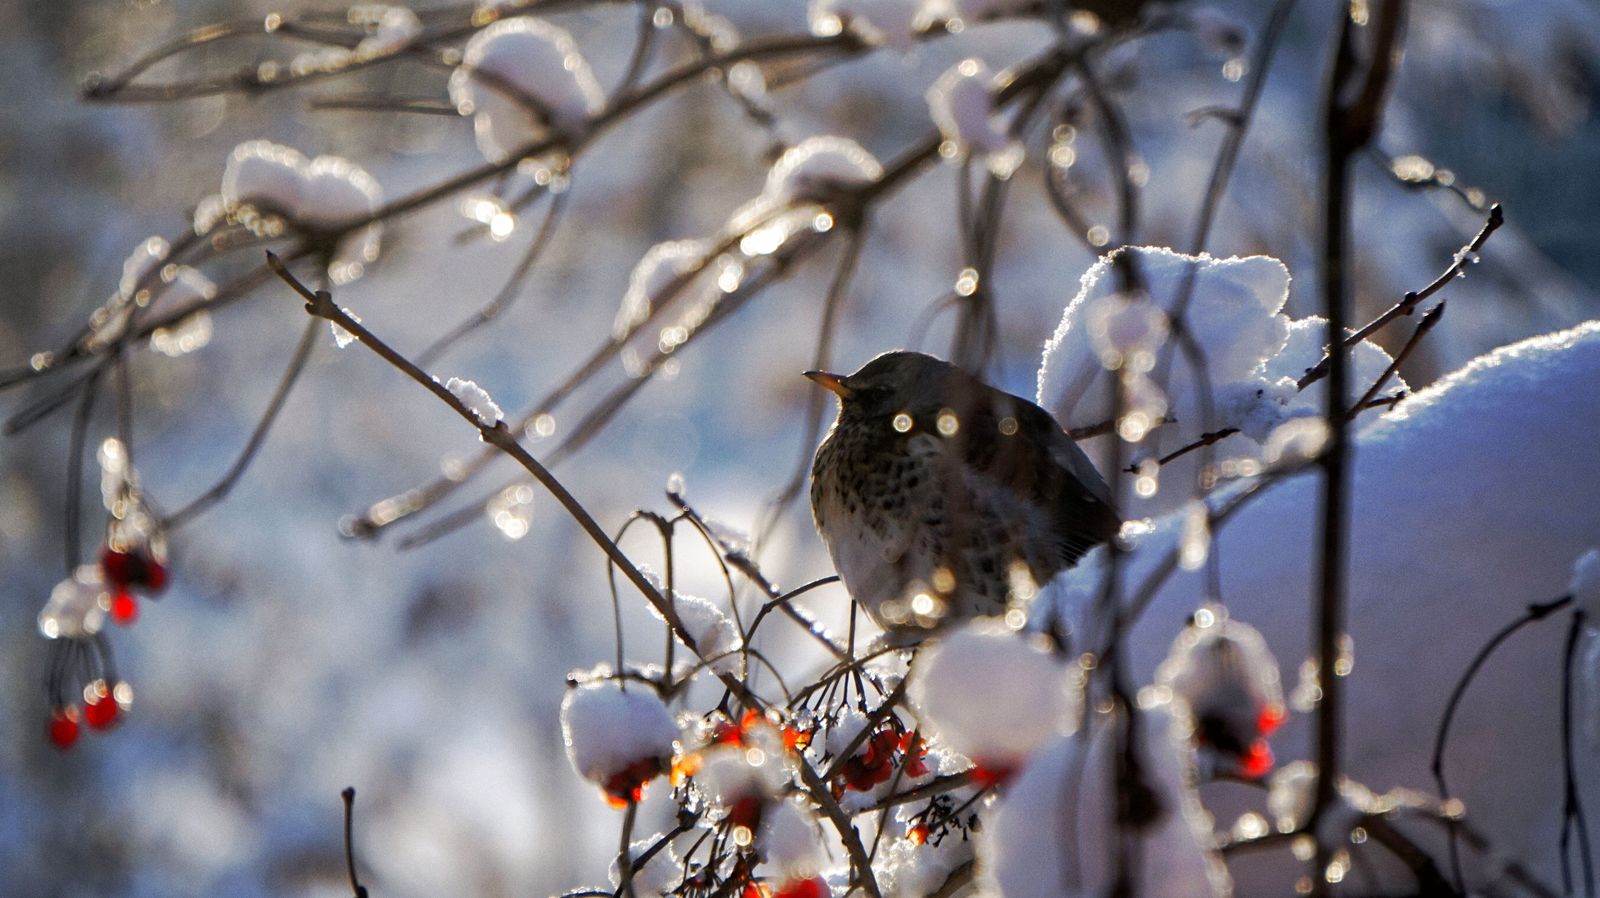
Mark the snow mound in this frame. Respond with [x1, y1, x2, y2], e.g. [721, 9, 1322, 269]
[759, 796, 824, 877]
[448, 17, 604, 163]
[1155, 606, 1284, 779]
[1037, 247, 1406, 516]
[352, 5, 422, 59]
[1046, 320, 1600, 890]
[908, 620, 1077, 769]
[979, 707, 1230, 898]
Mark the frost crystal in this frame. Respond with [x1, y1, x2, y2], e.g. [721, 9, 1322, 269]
[445, 377, 503, 426]
[448, 17, 604, 163]
[1570, 548, 1600, 623]
[38, 566, 110, 639]
[927, 59, 1023, 178]
[908, 620, 1077, 769]
[560, 680, 679, 789]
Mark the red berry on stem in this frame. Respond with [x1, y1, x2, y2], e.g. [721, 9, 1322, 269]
[84, 682, 121, 730]
[48, 708, 80, 749]
[111, 591, 138, 626]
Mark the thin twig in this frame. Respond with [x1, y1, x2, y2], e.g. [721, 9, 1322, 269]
[341, 787, 369, 898]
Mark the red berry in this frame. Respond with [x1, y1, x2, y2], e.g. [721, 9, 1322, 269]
[773, 876, 829, 898]
[84, 684, 121, 730]
[143, 558, 167, 592]
[100, 546, 167, 594]
[969, 761, 1016, 788]
[111, 591, 138, 626]
[602, 756, 665, 807]
[48, 708, 80, 750]
[1240, 740, 1274, 780]
[727, 794, 765, 830]
[1257, 704, 1286, 737]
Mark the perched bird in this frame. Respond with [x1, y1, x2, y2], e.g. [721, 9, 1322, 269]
[808, 350, 1119, 638]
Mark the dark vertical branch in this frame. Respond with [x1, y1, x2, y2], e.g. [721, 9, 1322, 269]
[1312, 3, 1405, 894]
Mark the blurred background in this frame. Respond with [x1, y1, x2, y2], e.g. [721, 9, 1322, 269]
[1, 1, 1597, 894]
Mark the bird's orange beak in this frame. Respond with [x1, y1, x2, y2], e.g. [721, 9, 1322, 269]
[804, 370, 852, 399]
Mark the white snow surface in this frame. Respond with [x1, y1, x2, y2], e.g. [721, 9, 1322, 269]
[559, 680, 679, 787]
[445, 377, 503, 426]
[979, 707, 1230, 898]
[1038, 247, 1405, 517]
[448, 17, 604, 163]
[758, 796, 824, 877]
[1039, 319, 1600, 891]
[1571, 548, 1600, 622]
[907, 620, 1077, 767]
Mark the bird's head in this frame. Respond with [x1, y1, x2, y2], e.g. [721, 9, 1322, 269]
[804, 350, 963, 420]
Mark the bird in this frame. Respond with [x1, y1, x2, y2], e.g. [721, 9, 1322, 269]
[807, 350, 1120, 639]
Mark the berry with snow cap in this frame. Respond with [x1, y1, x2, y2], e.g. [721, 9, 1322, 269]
[908, 620, 1079, 778]
[560, 678, 680, 807]
[1156, 605, 1285, 779]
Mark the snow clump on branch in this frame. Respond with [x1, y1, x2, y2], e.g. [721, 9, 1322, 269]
[927, 58, 1024, 178]
[207, 140, 384, 286]
[444, 377, 503, 426]
[908, 620, 1078, 778]
[448, 17, 604, 164]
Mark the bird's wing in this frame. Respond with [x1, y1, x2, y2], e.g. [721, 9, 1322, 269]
[951, 389, 1121, 570]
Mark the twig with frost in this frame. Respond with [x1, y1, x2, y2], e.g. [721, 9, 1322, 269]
[1297, 203, 1502, 391]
